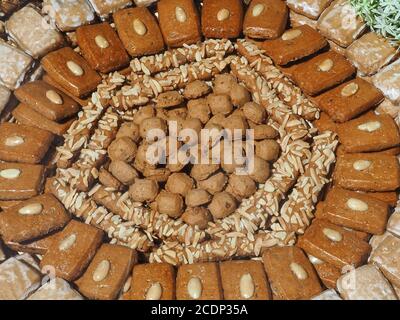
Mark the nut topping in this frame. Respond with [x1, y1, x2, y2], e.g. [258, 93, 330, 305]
[145, 282, 162, 300]
[346, 198, 368, 211]
[187, 277, 202, 299]
[252, 4, 265, 17]
[175, 6, 187, 22]
[318, 59, 334, 72]
[240, 273, 255, 299]
[341, 82, 359, 97]
[0, 168, 21, 179]
[290, 262, 308, 280]
[5, 136, 24, 147]
[133, 19, 147, 36]
[59, 234, 77, 251]
[93, 260, 111, 282]
[323, 228, 343, 242]
[18, 203, 43, 215]
[281, 29, 302, 41]
[46, 90, 63, 105]
[353, 160, 371, 171]
[94, 35, 109, 49]
[67, 61, 84, 76]
[217, 8, 230, 21]
[357, 121, 381, 133]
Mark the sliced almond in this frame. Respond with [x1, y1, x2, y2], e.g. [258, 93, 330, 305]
[0, 168, 21, 179]
[175, 6, 187, 22]
[217, 8, 230, 21]
[323, 228, 343, 242]
[346, 198, 368, 211]
[133, 19, 147, 36]
[5, 135, 24, 147]
[281, 29, 302, 41]
[59, 234, 77, 251]
[93, 260, 111, 282]
[145, 282, 162, 300]
[67, 61, 84, 76]
[46, 90, 63, 105]
[94, 35, 109, 49]
[252, 4, 265, 17]
[341, 82, 359, 97]
[353, 160, 371, 171]
[357, 121, 381, 133]
[240, 273, 255, 299]
[290, 262, 308, 280]
[18, 203, 43, 215]
[318, 59, 334, 72]
[187, 277, 202, 299]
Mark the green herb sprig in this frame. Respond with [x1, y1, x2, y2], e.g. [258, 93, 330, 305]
[350, 0, 400, 45]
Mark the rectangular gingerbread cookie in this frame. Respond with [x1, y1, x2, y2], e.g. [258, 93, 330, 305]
[317, 0, 366, 48]
[88, 0, 132, 20]
[262, 25, 327, 65]
[14, 80, 79, 122]
[366, 191, 398, 207]
[287, 0, 333, 20]
[41, 47, 102, 98]
[298, 219, 371, 269]
[262, 246, 323, 300]
[12, 103, 75, 136]
[42, 0, 95, 32]
[243, 0, 288, 39]
[316, 187, 389, 235]
[370, 234, 400, 288]
[176, 262, 223, 300]
[0, 257, 41, 300]
[0, 194, 70, 243]
[337, 113, 400, 153]
[75, 244, 137, 300]
[0, 123, 54, 164]
[337, 264, 397, 300]
[0, 162, 45, 200]
[346, 32, 399, 76]
[76, 22, 130, 73]
[372, 59, 400, 105]
[40, 220, 104, 281]
[0, 40, 33, 90]
[28, 277, 84, 300]
[129, 263, 176, 300]
[157, 0, 202, 47]
[114, 7, 165, 57]
[314, 77, 384, 123]
[220, 260, 272, 300]
[292, 51, 356, 96]
[334, 153, 400, 192]
[5, 6, 64, 58]
[202, 0, 244, 39]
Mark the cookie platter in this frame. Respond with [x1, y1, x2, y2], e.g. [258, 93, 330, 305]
[0, 0, 400, 301]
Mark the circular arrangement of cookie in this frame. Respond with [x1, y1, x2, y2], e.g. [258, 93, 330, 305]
[0, 0, 400, 301]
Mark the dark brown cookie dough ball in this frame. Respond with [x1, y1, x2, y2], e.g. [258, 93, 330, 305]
[213, 74, 237, 95]
[133, 105, 156, 125]
[256, 139, 280, 162]
[230, 83, 251, 107]
[109, 161, 139, 185]
[198, 172, 228, 195]
[249, 156, 271, 183]
[183, 80, 211, 99]
[207, 94, 233, 115]
[208, 191, 237, 219]
[155, 191, 184, 218]
[182, 207, 213, 230]
[116, 122, 140, 142]
[108, 137, 137, 162]
[228, 174, 257, 199]
[129, 179, 159, 202]
[165, 173, 194, 197]
[185, 189, 212, 207]
[243, 102, 266, 124]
